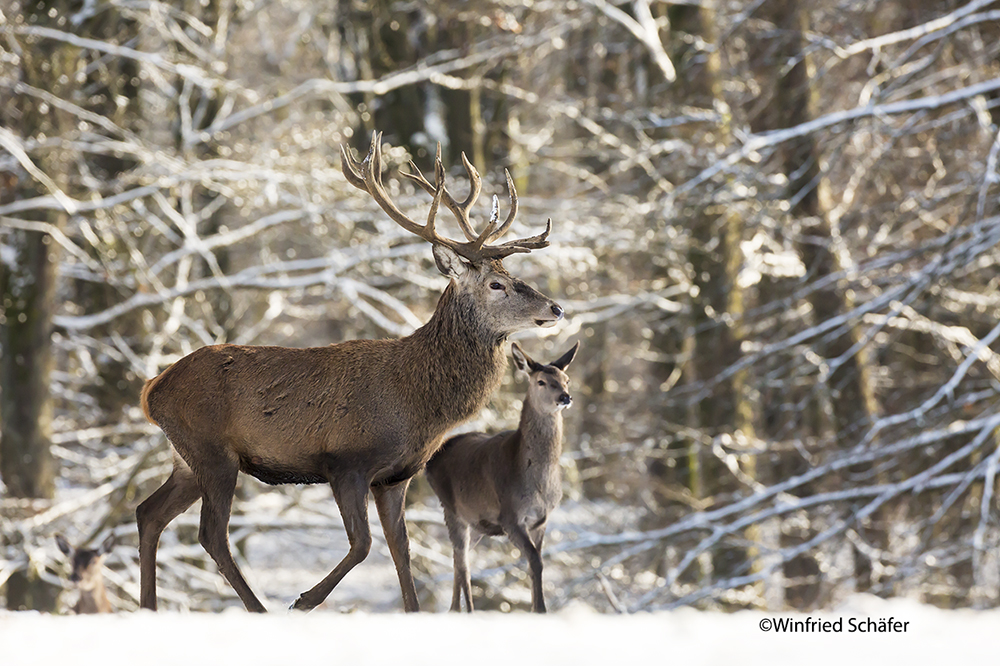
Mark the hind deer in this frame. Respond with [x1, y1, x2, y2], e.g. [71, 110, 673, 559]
[426, 341, 578, 613]
[56, 533, 116, 614]
[136, 133, 563, 613]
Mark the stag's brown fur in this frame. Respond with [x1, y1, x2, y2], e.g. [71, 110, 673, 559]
[426, 341, 578, 613]
[143, 282, 512, 487]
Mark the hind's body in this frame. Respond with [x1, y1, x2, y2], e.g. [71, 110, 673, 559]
[425, 342, 577, 613]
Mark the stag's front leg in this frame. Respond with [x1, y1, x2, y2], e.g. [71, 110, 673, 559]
[292, 471, 372, 611]
[373, 479, 420, 612]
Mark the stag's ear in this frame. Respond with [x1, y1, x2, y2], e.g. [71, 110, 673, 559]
[98, 533, 116, 556]
[550, 341, 580, 370]
[56, 534, 72, 556]
[511, 342, 533, 375]
[433, 244, 470, 280]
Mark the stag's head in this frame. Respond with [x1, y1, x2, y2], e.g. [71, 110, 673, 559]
[512, 341, 578, 414]
[341, 133, 564, 336]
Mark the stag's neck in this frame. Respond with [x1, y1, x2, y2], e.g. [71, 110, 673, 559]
[516, 399, 564, 468]
[406, 282, 507, 421]
[419, 281, 506, 348]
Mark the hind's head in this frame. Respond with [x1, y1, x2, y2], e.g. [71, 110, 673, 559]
[511, 341, 579, 415]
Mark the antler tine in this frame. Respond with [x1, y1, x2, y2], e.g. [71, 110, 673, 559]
[356, 132, 432, 240]
[471, 195, 501, 251]
[399, 142, 441, 195]
[426, 172, 447, 235]
[371, 131, 385, 187]
[341, 130, 382, 192]
[424, 151, 447, 237]
[484, 168, 518, 244]
[471, 168, 520, 249]
[401, 160, 434, 193]
[340, 144, 368, 191]
[480, 218, 552, 259]
[455, 151, 483, 239]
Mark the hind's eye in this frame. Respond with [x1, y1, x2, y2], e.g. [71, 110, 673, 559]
[538, 380, 545, 386]
[490, 282, 504, 290]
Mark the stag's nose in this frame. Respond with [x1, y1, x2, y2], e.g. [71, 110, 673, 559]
[550, 304, 564, 320]
[558, 392, 572, 406]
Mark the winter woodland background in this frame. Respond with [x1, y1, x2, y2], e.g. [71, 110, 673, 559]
[3, 0, 1000, 616]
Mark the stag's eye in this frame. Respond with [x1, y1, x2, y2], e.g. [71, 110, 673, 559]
[490, 282, 505, 290]
[538, 380, 545, 386]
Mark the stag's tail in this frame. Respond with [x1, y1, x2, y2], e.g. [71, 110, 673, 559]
[140, 372, 165, 426]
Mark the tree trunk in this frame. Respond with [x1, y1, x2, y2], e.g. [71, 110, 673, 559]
[665, 0, 781, 607]
[0, 0, 83, 611]
[0, 227, 59, 500]
[748, 0, 883, 602]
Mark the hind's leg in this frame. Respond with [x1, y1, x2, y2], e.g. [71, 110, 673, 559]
[530, 525, 546, 551]
[136, 454, 201, 611]
[506, 522, 546, 613]
[194, 451, 267, 612]
[444, 510, 473, 612]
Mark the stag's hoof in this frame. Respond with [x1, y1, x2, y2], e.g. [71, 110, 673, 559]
[290, 595, 317, 612]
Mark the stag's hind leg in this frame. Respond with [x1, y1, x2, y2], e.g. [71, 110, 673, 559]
[374, 479, 420, 612]
[292, 471, 371, 611]
[192, 451, 267, 612]
[136, 454, 201, 611]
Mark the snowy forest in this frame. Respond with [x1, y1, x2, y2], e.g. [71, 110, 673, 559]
[2, 0, 1000, 618]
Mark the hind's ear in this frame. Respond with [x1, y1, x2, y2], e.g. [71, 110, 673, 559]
[551, 341, 580, 370]
[56, 534, 72, 556]
[511, 342, 532, 374]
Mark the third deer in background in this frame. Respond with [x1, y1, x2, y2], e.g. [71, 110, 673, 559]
[426, 341, 579, 613]
[56, 533, 116, 614]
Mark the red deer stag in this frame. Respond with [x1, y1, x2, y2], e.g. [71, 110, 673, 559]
[56, 533, 117, 614]
[426, 341, 578, 613]
[136, 133, 563, 612]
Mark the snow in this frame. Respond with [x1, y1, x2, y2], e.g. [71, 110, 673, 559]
[1, 595, 997, 666]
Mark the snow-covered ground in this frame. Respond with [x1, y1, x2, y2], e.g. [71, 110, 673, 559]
[10, 482, 997, 664]
[1, 595, 996, 666]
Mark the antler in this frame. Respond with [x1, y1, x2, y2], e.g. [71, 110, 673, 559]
[341, 131, 550, 263]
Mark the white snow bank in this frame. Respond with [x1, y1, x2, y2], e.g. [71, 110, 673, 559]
[1, 595, 996, 666]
